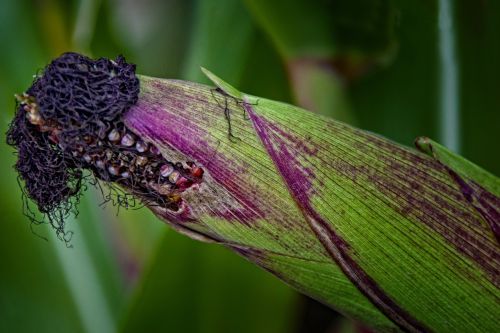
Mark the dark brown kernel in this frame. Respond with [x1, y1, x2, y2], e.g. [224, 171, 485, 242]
[135, 156, 148, 166]
[149, 145, 160, 155]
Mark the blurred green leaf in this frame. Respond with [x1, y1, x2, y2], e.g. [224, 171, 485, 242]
[455, 1, 500, 175]
[243, 0, 398, 119]
[120, 232, 296, 333]
[108, 0, 193, 78]
[244, 0, 396, 58]
[350, 1, 440, 146]
[286, 58, 354, 121]
[182, 0, 254, 83]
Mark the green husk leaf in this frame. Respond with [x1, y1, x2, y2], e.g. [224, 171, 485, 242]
[125, 70, 500, 333]
[416, 137, 500, 197]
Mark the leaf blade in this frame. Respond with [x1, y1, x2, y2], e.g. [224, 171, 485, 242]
[125, 72, 500, 332]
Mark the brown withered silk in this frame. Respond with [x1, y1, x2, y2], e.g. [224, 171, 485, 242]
[6, 53, 204, 242]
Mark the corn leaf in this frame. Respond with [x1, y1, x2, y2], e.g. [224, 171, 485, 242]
[123, 70, 500, 332]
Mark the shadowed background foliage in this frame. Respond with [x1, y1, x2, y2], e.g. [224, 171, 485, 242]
[0, 1, 498, 333]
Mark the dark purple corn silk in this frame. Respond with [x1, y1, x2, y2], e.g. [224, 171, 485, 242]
[6, 52, 203, 241]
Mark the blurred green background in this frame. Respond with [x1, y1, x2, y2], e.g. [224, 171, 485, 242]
[0, 1, 498, 332]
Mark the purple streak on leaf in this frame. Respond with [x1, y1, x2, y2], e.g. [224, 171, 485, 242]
[446, 168, 500, 244]
[125, 81, 323, 255]
[125, 83, 264, 225]
[344, 131, 500, 287]
[308, 120, 499, 288]
[244, 102, 430, 333]
[123, 87, 262, 244]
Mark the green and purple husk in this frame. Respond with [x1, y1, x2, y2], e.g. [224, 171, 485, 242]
[7, 53, 500, 332]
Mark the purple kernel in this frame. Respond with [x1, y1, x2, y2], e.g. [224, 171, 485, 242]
[95, 160, 105, 169]
[150, 145, 160, 155]
[160, 164, 174, 177]
[108, 129, 120, 142]
[121, 133, 135, 147]
[135, 141, 148, 153]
